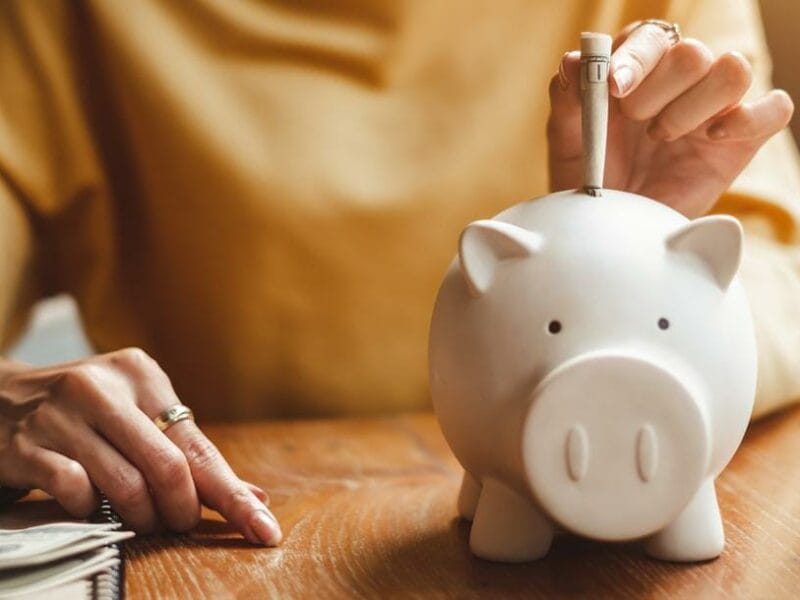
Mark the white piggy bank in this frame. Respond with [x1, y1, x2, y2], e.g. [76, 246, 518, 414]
[429, 189, 757, 563]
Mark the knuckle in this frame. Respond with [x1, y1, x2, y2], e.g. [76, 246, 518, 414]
[672, 39, 713, 75]
[110, 347, 157, 373]
[48, 460, 87, 498]
[150, 444, 189, 485]
[111, 348, 172, 390]
[110, 466, 149, 508]
[56, 364, 99, 395]
[54, 363, 135, 416]
[182, 434, 221, 473]
[52, 365, 120, 415]
[717, 51, 752, 92]
[226, 485, 255, 515]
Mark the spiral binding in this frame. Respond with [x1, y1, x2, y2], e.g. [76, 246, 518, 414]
[89, 495, 125, 600]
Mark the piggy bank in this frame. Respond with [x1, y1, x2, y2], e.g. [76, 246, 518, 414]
[428, 189, 757, 563]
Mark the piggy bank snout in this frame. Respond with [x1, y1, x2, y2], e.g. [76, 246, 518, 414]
[522, 352, 710, 542]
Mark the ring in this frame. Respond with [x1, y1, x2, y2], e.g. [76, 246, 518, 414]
[153, 404, 194, 432]
[637, 19, 681, 45]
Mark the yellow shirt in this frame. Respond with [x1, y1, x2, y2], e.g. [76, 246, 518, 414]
[2, 0, 799, 420]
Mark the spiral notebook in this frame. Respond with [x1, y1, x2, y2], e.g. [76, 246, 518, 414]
[88, 497, 125, 600]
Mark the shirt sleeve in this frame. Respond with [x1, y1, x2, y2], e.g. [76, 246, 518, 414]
[670, 0, 800, 417]
[0, 2, 103, 350]
[0, 182, 40, 350]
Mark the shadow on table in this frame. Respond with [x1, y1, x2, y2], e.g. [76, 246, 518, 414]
[354, 517, 705, 599]
[183, 517, 256, 549]
[1, 496, 258, 553]
[130, 517, 256, 551]
[92, 516, 258, 559]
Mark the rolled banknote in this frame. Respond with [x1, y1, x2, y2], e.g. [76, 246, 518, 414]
[580, 32, 612, 197]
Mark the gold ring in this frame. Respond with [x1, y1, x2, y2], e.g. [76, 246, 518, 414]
[153, 404, 194, 432]
[637, 19, 681, 45]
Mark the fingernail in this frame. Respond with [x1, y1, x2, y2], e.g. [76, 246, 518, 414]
[647, 121, 670, 141]
[250, 510, 283, 547]
[707, 124, 726, 140]
[612, 65, 634, 96]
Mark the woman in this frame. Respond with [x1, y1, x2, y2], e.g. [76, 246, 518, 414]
[0, 0, 797, 546]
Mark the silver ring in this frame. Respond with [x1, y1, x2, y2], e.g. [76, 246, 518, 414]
[638, 19, 681, 45]
[153, 404, 194, 432]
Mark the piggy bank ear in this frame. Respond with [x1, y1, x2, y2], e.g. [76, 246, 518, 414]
[665, 215, 743, 290]
[458, 220, 543, 297]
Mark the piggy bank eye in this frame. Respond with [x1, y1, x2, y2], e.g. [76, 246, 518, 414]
[658, 317, 670, 330]
[547, 320, 562, 335]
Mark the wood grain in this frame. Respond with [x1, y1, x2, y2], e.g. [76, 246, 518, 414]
[4, 408, 800, 598]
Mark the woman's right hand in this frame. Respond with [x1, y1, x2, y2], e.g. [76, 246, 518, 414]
[0, 347, 282, 546]
[547, 22, 793, 218]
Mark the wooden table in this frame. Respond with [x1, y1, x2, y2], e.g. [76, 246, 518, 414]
[4, 408, 800, 598]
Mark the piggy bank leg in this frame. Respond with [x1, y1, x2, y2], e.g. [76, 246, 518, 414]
[469, 478, 553, 562]
[457, 471, 481, 521]
[644, 479, 724, 562]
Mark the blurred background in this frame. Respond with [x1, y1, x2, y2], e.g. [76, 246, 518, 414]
[7, 0, 800, 366]
[760, 0, 800, 142]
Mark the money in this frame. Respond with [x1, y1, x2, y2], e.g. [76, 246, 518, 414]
[0, 548, 118, 598]
[0, 531, 133, 570]
[0, 522, 134, 599]
[580, 32, 612, 197]
[0, 523, 120, 567]
[13, 579, 91, 600]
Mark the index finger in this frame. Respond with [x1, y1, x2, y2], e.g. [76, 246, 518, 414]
[167, 421, 283, 546]
[112, 350, 282, 546]
[610, 22, 674, 97]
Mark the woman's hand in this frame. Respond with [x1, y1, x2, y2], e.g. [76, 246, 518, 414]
[547, 21, 794, 217]
[0, 348, 281, 545]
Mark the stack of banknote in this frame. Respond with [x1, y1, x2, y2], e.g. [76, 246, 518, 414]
[0, 522, 134, 599]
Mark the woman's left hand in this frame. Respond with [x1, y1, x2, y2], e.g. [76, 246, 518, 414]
[547, 21, 794, 218]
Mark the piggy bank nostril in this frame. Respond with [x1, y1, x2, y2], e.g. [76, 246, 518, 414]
[636, 424, 659, 482]
[547, 320, 562, 335]
[565, 425, 589, 482]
